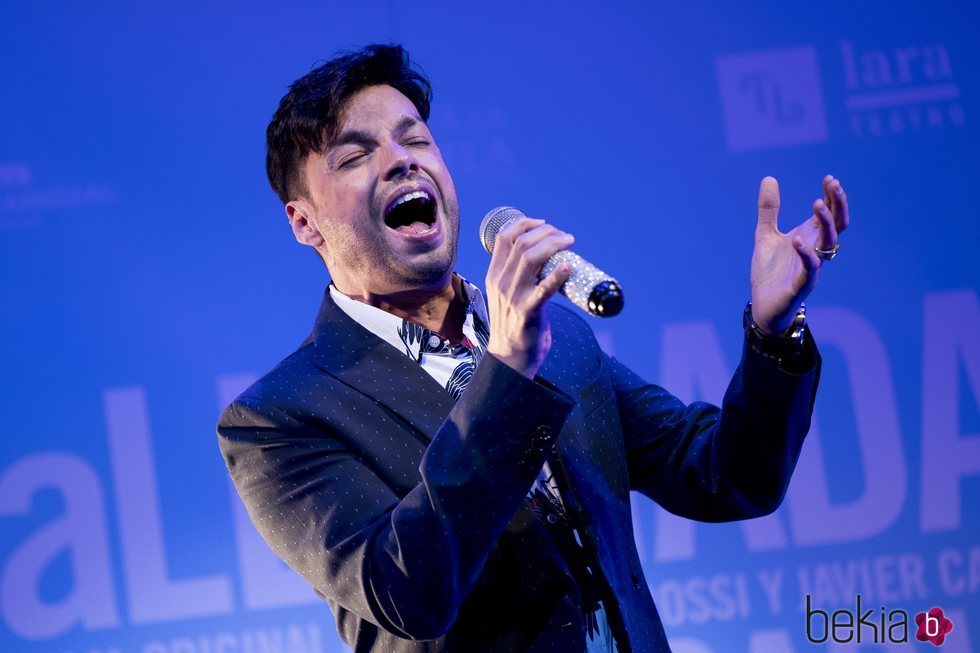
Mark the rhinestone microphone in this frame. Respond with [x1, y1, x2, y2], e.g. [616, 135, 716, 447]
[479, 207, 624, 317]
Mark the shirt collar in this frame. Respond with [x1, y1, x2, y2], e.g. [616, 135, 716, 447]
[329, 275, 489, 363]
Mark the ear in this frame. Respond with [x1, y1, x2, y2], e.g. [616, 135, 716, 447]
[285, 200, 325, 249]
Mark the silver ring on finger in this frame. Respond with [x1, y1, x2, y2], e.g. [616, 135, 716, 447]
[815, 242, 840, 261]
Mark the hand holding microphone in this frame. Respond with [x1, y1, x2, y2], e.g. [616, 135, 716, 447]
[482, 217, 574, 379]
[480, 207, 624, 318]
[480, 208, 624, 379]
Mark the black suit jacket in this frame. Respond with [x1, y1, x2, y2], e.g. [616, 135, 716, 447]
[217, 289, 821, 652]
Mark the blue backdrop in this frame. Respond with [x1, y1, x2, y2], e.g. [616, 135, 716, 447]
[2, 2, 978, 651]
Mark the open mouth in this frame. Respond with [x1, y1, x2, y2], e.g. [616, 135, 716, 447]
[384, 189, 437, 235]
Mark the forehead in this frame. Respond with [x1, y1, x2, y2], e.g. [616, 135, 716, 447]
[336, 85, 422, 135]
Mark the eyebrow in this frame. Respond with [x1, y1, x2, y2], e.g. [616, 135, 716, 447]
[329, 115, 422, 149]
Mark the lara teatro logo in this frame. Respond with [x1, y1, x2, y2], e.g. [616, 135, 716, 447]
[714, 46, 829, 152]
[715, 39, 964, 149]
[805, 595, 955, 646]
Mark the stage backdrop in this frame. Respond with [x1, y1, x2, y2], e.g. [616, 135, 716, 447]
[2, 2, 978, 651]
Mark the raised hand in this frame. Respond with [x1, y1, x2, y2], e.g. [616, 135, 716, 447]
[485, 218, 574, 378]
[750, 175, 850, 334]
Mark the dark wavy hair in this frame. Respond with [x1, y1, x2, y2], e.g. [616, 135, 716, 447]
[265, 44, 433, 204]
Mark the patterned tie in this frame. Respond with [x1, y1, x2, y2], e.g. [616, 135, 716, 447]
[396, 314, 488, 401]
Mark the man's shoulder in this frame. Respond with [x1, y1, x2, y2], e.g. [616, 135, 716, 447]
[217, 337, 334, 429]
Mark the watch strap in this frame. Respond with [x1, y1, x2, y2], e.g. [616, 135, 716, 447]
[743, 302, 806, 365]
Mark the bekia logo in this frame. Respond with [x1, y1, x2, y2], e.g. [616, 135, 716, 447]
[805, 595, 955, 646]
[715, 47, 829, 151]
[916, 607, 955, 646]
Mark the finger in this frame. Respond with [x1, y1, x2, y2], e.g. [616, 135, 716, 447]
[757, 176, 780, 233]
[793, 235, 821, 275]
[517, 232, 575, 280]
[493, 217, 546, 254]
[822, 175, 835, 213]
[488, 218, 546, 275]
[531, 261, 573, 307]
[833, 180, 850, 232]
[812, 199, 838, 251]
[512, 223, 567, 254]
[495, 224, 568, 284]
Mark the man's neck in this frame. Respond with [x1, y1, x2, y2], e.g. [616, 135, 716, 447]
[336, 275, 468, 343]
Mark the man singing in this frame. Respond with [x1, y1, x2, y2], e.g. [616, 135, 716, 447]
[218, 44, 849, 652]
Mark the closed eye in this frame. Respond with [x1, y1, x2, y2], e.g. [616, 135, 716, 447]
[338, 150, 368, 168]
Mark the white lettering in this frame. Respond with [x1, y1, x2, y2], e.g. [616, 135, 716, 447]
[757, 568, 784, 615]
[921, 290, 980, 532]
[797, 553, 927, 608]
[938, 546, 980, 597]
[104, 387, 232, 623]
[840, 40, 954, 91]
[650, 573, 751, 627]
[787, 308, 906, 545]
[0, 453, 118, 639]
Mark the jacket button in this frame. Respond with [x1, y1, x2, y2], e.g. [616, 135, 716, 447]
[536, 424, 552, 438]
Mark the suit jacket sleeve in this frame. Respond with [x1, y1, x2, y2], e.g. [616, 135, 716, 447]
[217, 354, 574, 640]
[614, 328, 821, 521]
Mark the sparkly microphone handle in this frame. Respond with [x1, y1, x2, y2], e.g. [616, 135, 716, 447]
[480, 206, 624, 317]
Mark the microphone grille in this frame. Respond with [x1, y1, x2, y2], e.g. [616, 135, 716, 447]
[479, 206, 526, 254]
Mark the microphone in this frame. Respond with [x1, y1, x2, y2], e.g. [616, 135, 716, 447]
[480, 206, 624, 317]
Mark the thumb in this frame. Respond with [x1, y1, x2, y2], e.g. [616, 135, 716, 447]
[757, 176, 780, 233]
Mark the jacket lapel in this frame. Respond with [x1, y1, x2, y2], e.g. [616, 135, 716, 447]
[307, 287, 454, 443]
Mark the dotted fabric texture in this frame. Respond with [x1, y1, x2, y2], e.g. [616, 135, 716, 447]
[217, 287, 821, 653]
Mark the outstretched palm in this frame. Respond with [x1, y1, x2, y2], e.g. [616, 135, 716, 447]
[750, 175, 850, 334]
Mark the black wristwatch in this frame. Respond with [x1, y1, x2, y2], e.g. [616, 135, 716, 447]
[743, 302, 806, 365]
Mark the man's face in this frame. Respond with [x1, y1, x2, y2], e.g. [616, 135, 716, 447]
[290, 84, 460, 296]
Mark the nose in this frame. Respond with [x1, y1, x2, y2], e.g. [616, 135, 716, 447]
[383, 140, 420, 181]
